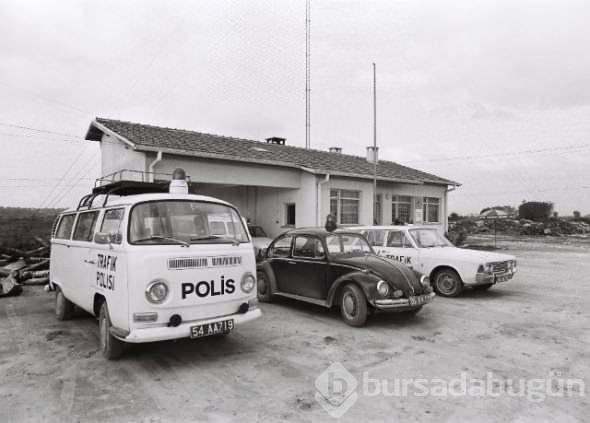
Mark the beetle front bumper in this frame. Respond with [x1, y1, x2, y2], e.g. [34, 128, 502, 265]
[116, 307, 262, 343]
[373, 292, 435, 310]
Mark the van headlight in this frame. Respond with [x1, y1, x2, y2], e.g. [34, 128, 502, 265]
[376, 280, 390, 297]
[146, 279, 169, 304]
[241, 273, 256, 293]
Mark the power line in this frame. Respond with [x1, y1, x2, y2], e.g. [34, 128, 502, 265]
[404, 143, 590, 164]
[0, 81, 89, 116]
[46, 159, 100, 209]
[0, 122, 82, 138]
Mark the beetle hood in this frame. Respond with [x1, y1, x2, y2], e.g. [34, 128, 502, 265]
[332, 254, 426, 295]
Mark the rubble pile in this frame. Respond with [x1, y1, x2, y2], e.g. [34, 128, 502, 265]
[449, 217, 590, 240]
[0, 237, 50, 297]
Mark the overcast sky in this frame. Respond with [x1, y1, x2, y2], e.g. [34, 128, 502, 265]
[1, 0, 589, 215]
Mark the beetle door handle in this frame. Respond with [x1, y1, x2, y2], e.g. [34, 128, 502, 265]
[287, 260, 296, 265]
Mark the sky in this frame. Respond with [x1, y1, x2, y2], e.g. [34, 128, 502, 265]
[1, 0, 589, 215]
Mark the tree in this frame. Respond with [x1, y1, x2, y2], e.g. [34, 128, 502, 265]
[518, 202, 553, 221]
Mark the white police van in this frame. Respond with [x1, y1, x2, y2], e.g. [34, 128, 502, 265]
[50, 169, 261, 359]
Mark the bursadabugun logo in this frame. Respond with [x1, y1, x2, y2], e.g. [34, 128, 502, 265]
[315, 362, 358, 418]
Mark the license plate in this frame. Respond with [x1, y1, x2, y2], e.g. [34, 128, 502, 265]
[409, 295, 429, 306]
[190, 319, 234, 339]
[496, 273, 512, 283]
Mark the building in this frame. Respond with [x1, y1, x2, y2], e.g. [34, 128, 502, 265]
[86, 118, 460, 238]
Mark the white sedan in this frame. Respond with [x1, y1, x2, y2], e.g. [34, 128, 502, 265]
[344, 225, 517, 297]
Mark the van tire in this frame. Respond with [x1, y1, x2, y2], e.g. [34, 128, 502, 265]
[340, 283, 368, 327]
[99, 302, 124, 360]
[257, 270, 272, 302]
[55, 288, 74, 321]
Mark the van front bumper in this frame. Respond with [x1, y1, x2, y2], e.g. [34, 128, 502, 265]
[116, 308, 262, 343]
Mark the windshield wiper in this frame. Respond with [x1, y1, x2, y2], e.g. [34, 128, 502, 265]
[190, 235, 241, 246]
[134, 235, 189, 247]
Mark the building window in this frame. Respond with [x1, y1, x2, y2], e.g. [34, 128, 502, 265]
[285, 203, 296, 226]
[392, 195, 413, 224]
[375, 194, 382, 225]
[330, 189, 360, 224]
[423, 197, 440, 223]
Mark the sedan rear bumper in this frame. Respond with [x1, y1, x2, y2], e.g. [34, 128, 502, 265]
[374, 292, 435, 310]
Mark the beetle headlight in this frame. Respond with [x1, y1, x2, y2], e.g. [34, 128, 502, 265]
[376, 280, 390, 297]
[241, 273, 256, 293]
[145, 279, 169, 304]
[419, 275, 430, 288]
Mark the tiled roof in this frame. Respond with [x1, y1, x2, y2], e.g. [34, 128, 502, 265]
[87, 117, 459, 186]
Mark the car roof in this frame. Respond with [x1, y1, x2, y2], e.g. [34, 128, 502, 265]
[60, 193, 234, 214]
[282, 227, 364, 237]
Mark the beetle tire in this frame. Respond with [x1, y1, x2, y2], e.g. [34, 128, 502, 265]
[55, 288, 74, 321]
[256, 270, 272, 303]
[99, 302, 124, 360]
[339, 283, 368, 327]
[433, 269, 464, 297]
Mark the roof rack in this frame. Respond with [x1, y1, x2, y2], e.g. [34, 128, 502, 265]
[76, 169, 192, 210]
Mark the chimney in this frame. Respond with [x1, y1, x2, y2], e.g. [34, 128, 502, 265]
[366, 146, 379, 163]
[266, 136, 286, 146]
[329, 147, 342, 154]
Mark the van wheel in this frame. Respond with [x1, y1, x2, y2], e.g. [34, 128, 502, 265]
[257, 270, 272, 302]
[433, 269, 464, 297]
[55, 288, 74, 321]
[99, 302, 124, 360]
[340, 284, 368, 327]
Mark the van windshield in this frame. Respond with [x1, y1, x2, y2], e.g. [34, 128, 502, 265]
[129, 201, 249, 245]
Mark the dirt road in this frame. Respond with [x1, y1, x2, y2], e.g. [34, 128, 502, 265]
[1, 239, 588, 422]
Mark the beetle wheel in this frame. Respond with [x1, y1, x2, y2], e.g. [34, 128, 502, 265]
[340, 283, 368, 327]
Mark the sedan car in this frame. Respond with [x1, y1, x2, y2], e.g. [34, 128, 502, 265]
[346, 225, 517, 297]
[256, 228, 434, 327]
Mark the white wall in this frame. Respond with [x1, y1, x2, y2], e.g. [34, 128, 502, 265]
[100, 134, 148, 177]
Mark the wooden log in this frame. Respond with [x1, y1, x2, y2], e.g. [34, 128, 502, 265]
[23, 277, 49, 286]
[34, 236, 50, 248]
[21, 259, 49, 272]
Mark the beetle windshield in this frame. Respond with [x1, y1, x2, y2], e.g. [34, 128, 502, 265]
[129, 201, 249, 245]
[325, 233, 373, 255]
[409, 228, 452, 248]
[249, 226, 268, 237]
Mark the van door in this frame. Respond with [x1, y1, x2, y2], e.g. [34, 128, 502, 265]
[69, 210, 101, 313]
[91, 208, 128, 327]
[50, 213, 77, 297]
[382, 230, 418, 270]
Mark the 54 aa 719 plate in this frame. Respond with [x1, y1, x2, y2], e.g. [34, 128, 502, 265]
[190, 319, 234, 339]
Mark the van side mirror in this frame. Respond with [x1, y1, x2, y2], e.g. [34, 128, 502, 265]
[94, 232, 122, 245]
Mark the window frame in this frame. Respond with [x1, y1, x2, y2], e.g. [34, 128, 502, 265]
[330, 189, 361, 225]
[292, 235, 326, 260]
[72, 210, 101, 242]
[54, 213, 78, 240]
[99, 207, 125, 244]
[392, 195, 413, 224]
[423, 197, 441, 223]
[268, 234, 294, 258]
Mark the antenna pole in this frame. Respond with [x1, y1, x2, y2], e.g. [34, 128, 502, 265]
[305, 0, 311, 149]
[373, 62, 377, 225]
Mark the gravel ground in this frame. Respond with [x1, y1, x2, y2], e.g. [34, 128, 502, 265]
[1, 237, 588, 422]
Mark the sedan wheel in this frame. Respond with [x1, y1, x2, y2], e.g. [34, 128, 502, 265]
[434, 269, 464, 297]
[340, 283, 368, 327]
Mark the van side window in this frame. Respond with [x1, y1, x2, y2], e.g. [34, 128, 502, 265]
[100, 209, 124, 242]
[73, 211, 100, 242]
[269, 235, 293, 258]
[55, 214, 76, 239]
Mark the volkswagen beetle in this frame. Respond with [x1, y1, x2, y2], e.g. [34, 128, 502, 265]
[256, 228, 435, 326]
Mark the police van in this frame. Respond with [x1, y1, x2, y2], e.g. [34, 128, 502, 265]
[50, 169, 261, 359]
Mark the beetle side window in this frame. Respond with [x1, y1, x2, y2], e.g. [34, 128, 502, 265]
[73, 211, 100, 242]
[100, 209, 124, 243]
[54, 214, 76, 239]
[293, 236, 325, 259]
[387, 231, 412, 248]
[269, 235, 293, 258]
